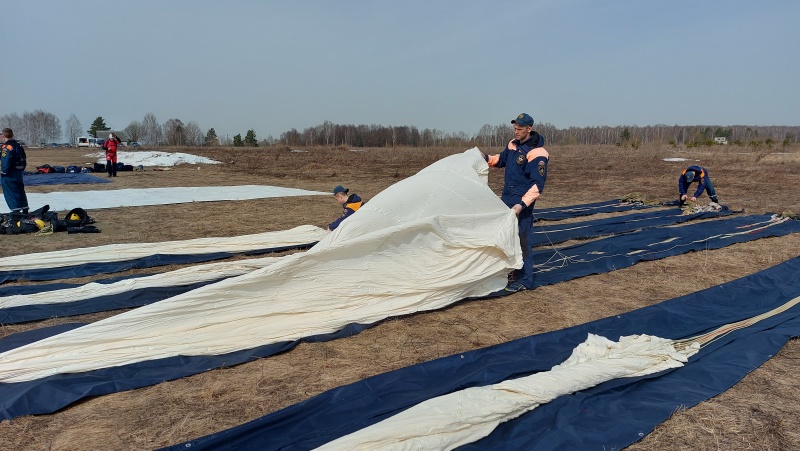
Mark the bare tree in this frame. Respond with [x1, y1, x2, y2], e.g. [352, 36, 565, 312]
[142, 113, 161, 145]
[162, 118, 186, 146]
[65, 114, 83, 144]
[23, 110, 61, 144]
[183, 121, 203, 146]
[124, 121, 144, 142]
[0, 113, 24, 140]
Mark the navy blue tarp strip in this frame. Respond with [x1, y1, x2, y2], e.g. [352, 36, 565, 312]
[165, 256, 800, 451]
[0, 278, 226, 324]
[530, 214, 800, 288]
[533, 199, 655, 221]
[0, 322, 374, 421]
[0, 215, 798, 421]
[532, 206, 734, 246]
[0, 243, 317, 284]
[22, 172, 111, 186]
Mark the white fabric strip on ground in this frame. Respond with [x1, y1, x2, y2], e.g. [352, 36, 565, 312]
[316, 334, 698, 451]
[0, 225, 328, 271]
[0, 148, 522, 383]
[0, 257, 283, 309]
[26, 185, 328, 211]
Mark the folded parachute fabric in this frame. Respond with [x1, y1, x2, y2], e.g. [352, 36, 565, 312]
[0, 148, 522, 413]
[0, 225, 328, 283]
[0, 257, 282, 324]
[166, 256, 800, 451]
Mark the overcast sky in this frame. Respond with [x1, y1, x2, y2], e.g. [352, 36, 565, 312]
[4, 1, 799, 141]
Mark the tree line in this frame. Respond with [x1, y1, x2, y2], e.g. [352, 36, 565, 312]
[1, 109, 797, 148]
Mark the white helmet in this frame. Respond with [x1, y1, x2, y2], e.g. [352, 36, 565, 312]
[109, 133, 114, 139]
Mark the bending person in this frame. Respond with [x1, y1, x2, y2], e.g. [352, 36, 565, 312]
[679, 165, 718, 206]
[328, 185, 363, 231]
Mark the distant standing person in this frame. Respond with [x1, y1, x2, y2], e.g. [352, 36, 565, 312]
[328, 185, 363, 231]
[0, 128, 29, 214]
[483, 113, 549, 292]
[679, 165, 719, 206]
[104, 133, 122, 177]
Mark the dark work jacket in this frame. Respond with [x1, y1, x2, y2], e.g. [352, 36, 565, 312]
[487, 132, 549, 209]
[329, 193, 363, 230]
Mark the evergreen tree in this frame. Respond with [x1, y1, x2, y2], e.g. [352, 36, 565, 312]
[244, 129, 258, 147]
[205, 128, 219, 146]
[233, 133, 244, 147]
[88, 116, 108, 137]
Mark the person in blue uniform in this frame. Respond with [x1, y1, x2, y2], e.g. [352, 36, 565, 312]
[483, 113, 549, 292]
[328, 185, 363, 230]
[679, 165, 718, 206]
[1, 128, 29, 214]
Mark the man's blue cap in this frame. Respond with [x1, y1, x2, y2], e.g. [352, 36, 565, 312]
[333, 185, 348, 195]
[512, 113, 534, 127]
[684, 171, 695, 183]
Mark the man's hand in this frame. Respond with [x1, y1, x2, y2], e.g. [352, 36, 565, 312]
[511, 204, 523, 216]
[690, 196, 697, 202]
[680, 195, 687, 201]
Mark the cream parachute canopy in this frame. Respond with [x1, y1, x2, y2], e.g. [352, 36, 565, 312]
[0, 148, 522, 383]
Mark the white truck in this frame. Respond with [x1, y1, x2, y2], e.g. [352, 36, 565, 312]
[76, 136, 106, 148]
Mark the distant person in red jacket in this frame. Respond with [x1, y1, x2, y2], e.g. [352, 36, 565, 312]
[104, 133, 122, 177]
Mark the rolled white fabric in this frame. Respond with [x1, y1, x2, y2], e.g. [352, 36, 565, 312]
[317, 334, 699, 450]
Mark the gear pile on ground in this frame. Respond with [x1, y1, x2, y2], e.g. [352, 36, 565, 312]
[0, 206, 99, 235]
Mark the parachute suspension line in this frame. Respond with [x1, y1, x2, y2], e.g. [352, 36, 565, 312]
[530, 210, 575, 269]
[672, 294, 800, 352]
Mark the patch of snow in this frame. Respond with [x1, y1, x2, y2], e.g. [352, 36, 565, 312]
[290, 149, 305, 153]
[86, 151, 220, 166]
[662, 158, 688, 162]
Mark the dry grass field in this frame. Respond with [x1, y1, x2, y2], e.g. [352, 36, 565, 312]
[1, 143, 799, 450]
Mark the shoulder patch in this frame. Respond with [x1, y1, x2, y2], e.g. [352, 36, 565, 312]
[516, 154, 525, 165]
[538, 161, 546, 176]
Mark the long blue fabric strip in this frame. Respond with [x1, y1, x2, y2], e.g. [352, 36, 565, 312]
[165, 255, 800, 450]
[0, 214, 797, 421]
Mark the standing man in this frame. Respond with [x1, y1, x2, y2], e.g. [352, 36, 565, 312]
[678, 165, 719, 206]
[1, 128, 29, 214]
[484, 113, 549, 292]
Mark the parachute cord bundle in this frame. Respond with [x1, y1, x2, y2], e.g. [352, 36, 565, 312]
[621, 192, 660, 206]
[673, 294, 800, 352]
